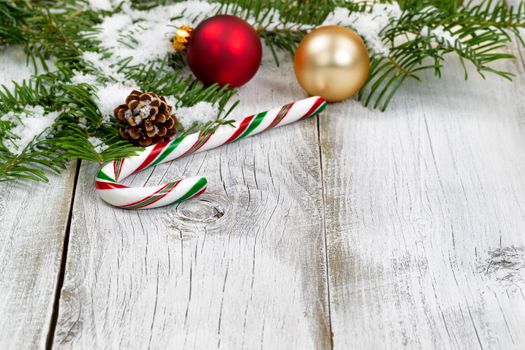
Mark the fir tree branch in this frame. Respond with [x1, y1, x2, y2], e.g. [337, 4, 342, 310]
[247, 0, 524, 110]
[0, 0, 524, 183]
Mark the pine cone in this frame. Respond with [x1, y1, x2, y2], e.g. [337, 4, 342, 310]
[115, 90, 178, 147]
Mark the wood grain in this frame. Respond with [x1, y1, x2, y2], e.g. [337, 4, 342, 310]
[0, 167, 76, 349]
[320, 44, 525, 349]
[52, 55, 332, 349]
[0, 47, 77, 349]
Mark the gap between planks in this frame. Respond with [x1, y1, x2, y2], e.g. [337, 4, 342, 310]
[45, 160, 81, 350]
[317, 116, 335, 349]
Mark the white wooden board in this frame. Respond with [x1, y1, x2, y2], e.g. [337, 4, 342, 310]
[0, 47, 77, 350]
[321, 44, 525, 349]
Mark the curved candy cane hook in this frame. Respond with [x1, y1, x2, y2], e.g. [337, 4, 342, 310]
[95, 96, 327, 209]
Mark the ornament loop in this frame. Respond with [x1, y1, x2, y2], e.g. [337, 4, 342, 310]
[173, 25, 193, 52]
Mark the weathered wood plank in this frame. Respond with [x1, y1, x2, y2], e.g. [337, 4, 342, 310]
[321, 44, 525, 349]
[0, 167, 77, 349]
[0, 47, 77, 349]
[53, 55, 331, 349]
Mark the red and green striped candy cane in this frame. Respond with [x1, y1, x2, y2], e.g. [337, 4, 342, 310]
[96, 96, 327, 209]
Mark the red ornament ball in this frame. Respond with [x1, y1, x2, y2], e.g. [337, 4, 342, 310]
[187, 15, 262, 88]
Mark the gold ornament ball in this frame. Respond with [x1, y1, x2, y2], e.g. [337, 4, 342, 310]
[294, 26, 370, 102]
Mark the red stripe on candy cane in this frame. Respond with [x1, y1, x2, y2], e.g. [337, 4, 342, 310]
[113, 160, 118, 180]
[135, 141, 169, 173]
[180, 132, 213, 158]
[192, 187, 207, 199]
[301, 97, 325, 120]
[96, 181, 128, 190]
[224, 115, 254, 144]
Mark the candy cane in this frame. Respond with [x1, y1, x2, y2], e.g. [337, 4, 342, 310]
[96, 96, 326, 209]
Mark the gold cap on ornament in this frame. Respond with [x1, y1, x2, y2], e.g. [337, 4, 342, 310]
[173, 25, 193, 52]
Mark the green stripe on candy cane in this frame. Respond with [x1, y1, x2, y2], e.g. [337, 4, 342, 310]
[97, 170, 115, 182]
[172, 177, 208, 204]
[237, 111, 267, 140]
[149, 135, 187, 168]
[307, 100, 327, 118]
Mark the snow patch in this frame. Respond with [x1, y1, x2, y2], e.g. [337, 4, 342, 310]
[88, 136, 109, 152]
[421, 25, 463, 49]
[71, 71, 99, 85]
[82, 51, 126, 82]
[95, 82, 140, 121]
[248, 8, 312, 31]
[88, 0, 120, 11]
[175, 102, 218, 129]
[93, 1, 218, 67]
[1, 106, 60, 154]
[323, 4, 402, 56]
